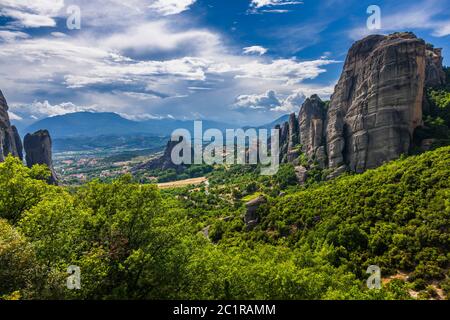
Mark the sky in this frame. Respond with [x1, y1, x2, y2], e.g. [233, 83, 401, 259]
[0, 0, 449, 127]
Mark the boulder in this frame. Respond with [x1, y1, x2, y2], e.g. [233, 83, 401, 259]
[244, 195, 267, 229]
[294, 166, 308, 185]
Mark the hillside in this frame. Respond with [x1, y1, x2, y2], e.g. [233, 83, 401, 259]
[202, 146, 450, 299]
[0, 146, 448, 300]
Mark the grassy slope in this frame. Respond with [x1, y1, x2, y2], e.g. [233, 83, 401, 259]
[211, 147, 450, 296]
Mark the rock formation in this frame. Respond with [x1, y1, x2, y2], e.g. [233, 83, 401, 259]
[298, 94, 327, 167]
[12, 126, 23, 161]
[134, 136, 189, 173]
[0, 90, 22, 161]
[277, 32, 446, 179]
[24, 130, 58, 184]
[326, 32, 428, 174]
[425, 45, 446, 87]
[244, 195, 266, 229]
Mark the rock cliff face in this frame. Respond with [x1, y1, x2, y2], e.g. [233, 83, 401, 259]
[277, 32, 446, 178]
[134, 136, 188, 173]
[0, 90, 22, 161]
[326, 32, 428, 174]
[425, 45, 446, 87]
[298, 94, 327, 167]
[24, 130, 58, 184]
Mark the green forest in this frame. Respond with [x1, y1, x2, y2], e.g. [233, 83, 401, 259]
[1, 144, 449, 300]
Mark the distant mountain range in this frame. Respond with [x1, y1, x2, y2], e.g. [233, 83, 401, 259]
[22, 112, 289, 139]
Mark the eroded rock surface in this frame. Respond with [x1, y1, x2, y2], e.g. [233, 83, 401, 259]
[24, 130, 58, 184]
[0, 90, 22, 161]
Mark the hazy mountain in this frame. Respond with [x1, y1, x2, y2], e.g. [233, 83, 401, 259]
[23, 112, 238, 139]
[23, 111, 289, 139]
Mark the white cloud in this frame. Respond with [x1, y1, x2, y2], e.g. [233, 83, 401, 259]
[249, 0, 303, 13]
[64, 57, 215, 88]
[432, 21, 450, 37]
[234, 90, 281, 110]
[0, 0, 65, 27]
[271, 91, 305, 112]
[250, 0, 303, 9]
[148, 0, 196, 16]
[243, 46, 268, 56]
[8, 111, 22, 120]
[10, 100, 97, 120]
[236, 58, 338, 84]
[100, 21, 221, 55]
[0, 0, 337, 125]
[0, 30, 29, 42]
[232, 84, 335, 114]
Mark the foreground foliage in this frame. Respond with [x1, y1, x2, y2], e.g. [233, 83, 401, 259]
[1, 146, 449, 299]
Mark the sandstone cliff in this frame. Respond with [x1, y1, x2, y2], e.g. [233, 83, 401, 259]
[298, 94, 327, 167]
[0, 90, 23, 161]
[278, 32, 446, 178]
[134, 136, 188, 173]
[24, 130, 58, 184]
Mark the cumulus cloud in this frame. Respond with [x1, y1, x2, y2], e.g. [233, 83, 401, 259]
[271, 91, 305, 112]
[236, 58, 338, 84]
[232, 84, 335, 114]
[233, 90, 305, 113]
[0, 30, 29, 42]
[234, 90, 281, 110]
[0, 0, 65, 27]
[10, 100, 97, 120]
[148, 0, 196, 16]
[0, 1, 337, 125]
[100, 21, 221, 55]
[243, 46, 268, 56]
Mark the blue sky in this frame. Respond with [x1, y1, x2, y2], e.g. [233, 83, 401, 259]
[1, 0, 449, 127]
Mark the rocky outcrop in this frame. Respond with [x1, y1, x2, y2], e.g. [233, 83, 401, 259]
[326, 32, 428, 174]
[0, 90, 22, 161]
[425, 45, 446, 87]
[299, 94, 327, 167]
[134, 136, 189, 173]
[244, 195, 266, 229]
[12, 126, 23, 160]
[294, 166, 308, 185]
[276, 32, 446, 180]
[24, 130, 58, 184]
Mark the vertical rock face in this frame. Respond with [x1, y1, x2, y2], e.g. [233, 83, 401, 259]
[0, 90, 22, 161]
[133, 136, 189, 173]
[287, 113, 299, 162]
[425, 45, 446, 87]
[24, 130, 58, 184]
[275, 32, 446, 180]
[11, 126, 23, 160]
[326, 32, 428, 174]
[299, 94, 327, 167]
